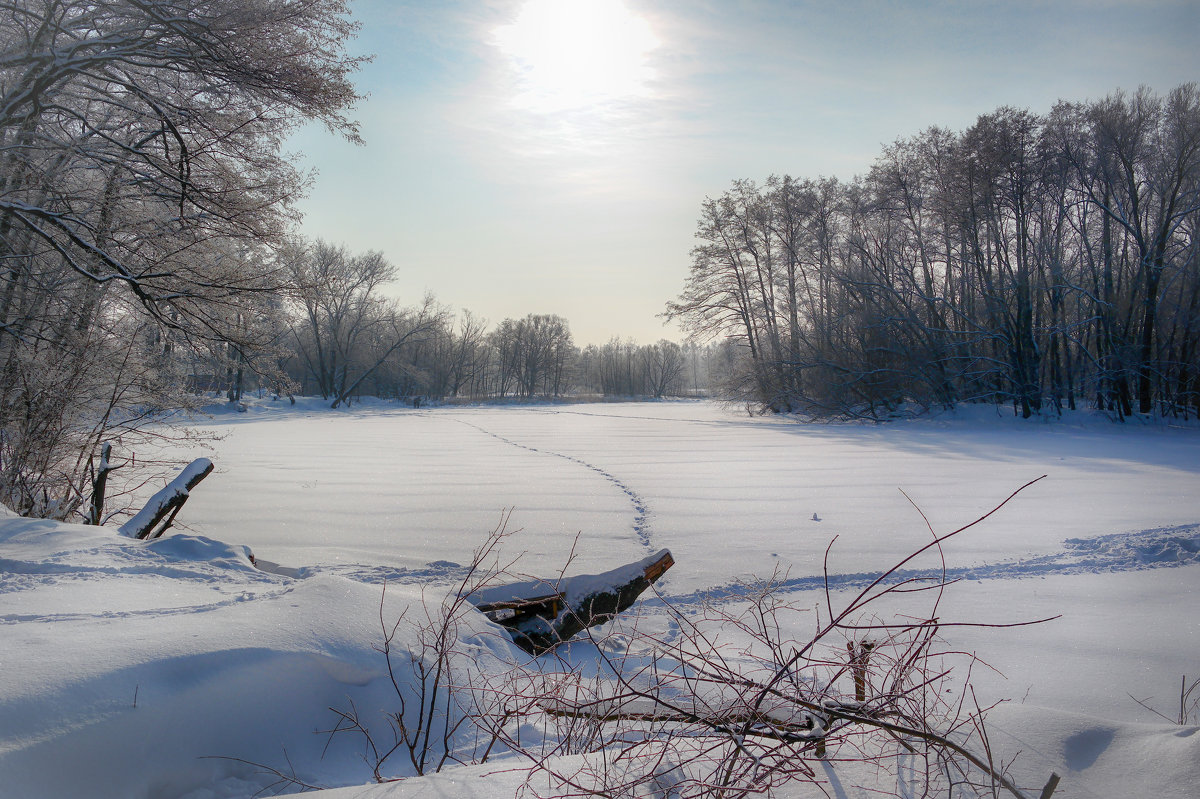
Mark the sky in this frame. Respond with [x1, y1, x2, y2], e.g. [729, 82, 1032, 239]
[286, 0, 1200, 346]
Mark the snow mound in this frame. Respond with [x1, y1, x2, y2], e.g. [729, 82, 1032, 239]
[988, 704, 1200, 799]
[0, 516, 526, 798]
[663, 523, 1200, 607]
[1063, 524, 1200, 566]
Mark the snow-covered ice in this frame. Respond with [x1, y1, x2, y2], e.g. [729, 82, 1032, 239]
[2, 399, 1198, 797]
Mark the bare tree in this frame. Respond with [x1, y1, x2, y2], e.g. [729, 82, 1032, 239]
[676, 84, 1200, 421]
[638, 340, 686, 398]
[486, 314, 576, 398]
[285, 240, 444, 408]
[447, 310, 490, 398]
[0, 0, 365, 516]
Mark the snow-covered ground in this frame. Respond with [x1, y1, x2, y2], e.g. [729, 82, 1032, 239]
[2, 399, 1198, 798]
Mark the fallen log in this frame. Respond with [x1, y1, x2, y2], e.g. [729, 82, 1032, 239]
[118, 458, 214, 540]
[471, 549, 673, 654]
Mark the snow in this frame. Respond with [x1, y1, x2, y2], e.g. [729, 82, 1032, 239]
[2, 399, 1199, 797]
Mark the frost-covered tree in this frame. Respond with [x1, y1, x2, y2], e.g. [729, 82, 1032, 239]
[284, 241, 444, 408]
[486, 314, 576, 398]
[0, 0, 365, 517]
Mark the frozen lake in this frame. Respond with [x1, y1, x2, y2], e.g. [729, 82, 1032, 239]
[177, 399, 1200, 718]
[6, 399, 1199, 798]
[186, 399, 1199, 586]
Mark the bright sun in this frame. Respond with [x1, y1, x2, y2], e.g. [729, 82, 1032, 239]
[494, 0, 659, 113]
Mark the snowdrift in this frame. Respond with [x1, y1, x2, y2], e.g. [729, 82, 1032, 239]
[4, 513, 1199, 798]
[0, 515, 527, 798]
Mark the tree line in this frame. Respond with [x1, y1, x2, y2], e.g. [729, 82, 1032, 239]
[216, 237, 708, 406]
[668, 85, 1200, 420]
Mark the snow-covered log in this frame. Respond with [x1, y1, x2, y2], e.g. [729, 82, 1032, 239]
[118, 459, 214, 540]
[472, 549, 674, 654]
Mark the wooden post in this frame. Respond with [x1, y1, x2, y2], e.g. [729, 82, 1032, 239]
[848, 640, 875, 702]
[87, 442, 114, 526]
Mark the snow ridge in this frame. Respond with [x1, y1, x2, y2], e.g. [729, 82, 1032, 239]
[652, 523, 1200, 608]
[0, 531, 297, 626]
[451, 418, 654, 552]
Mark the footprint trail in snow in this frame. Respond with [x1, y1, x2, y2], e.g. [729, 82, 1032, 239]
[650, 522, 1200, 610]
[449, 417, 654, 553]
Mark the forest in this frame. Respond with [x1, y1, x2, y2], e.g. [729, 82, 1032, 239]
[669, 87, 1200, 421]
[0, 0, 1196, 522]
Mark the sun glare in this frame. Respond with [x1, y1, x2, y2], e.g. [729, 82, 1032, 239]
[494, 0, 659, 113]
